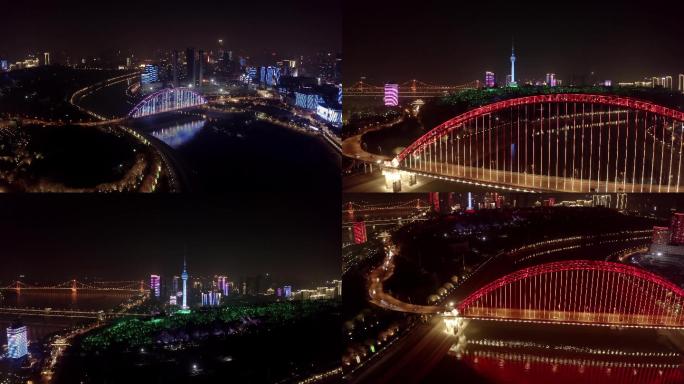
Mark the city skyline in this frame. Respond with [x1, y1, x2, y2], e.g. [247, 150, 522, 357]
[0, 194, 340, 286]
[2, 0, 341, 62]
[344, 0, 684, 85]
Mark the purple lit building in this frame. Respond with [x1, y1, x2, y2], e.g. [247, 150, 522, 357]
[150, 274, 160, 297]
[384, 84, 399, 106]
[485, 71, 495, 88]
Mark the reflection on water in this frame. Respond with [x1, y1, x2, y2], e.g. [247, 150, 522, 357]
[151, 119, 206, 148]
[445, 323, 684, 384]
[451, 346, 683, 384]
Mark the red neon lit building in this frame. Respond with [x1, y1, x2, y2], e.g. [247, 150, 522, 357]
[671, 213, 684, 245]
[353, 221, 367, 244]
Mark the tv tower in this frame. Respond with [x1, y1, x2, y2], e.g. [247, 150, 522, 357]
[181, 255, 189, 310]
[509, 39, 517, 87]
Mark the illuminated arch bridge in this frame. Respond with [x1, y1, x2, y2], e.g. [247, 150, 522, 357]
[128, 87, 207, 118]
[456, 260, 684, 328]
[393, 94, 684, 192]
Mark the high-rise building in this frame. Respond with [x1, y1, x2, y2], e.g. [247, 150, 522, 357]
[201, 291, 221, 306]
[198, 50, 205, 87]
[663, 76, 673, 90]
[6, 324, 28, 359]
[384, 83, 399, 106]
[678, 74, 684, 93]
[141, 64, 159, 85]
[284, 285, 292, 298]
[172, 275, 179, 295]
[653, 226, 671, 245]
[353, 221, 367, 244]
[150, 274, 160, 297]
[217, 276, 228, 296]
[652, 76, 661, 87]
[485, 71, 495, 88]
[169, 295, 177, 305]
[181, 258, 189, 309]
[186, 48, 196, 87]
[509, 43, 516, 86]
[671, 213, 684, 245]
[43, 52, 50, 66]
[546, 73, 557, 87]
[171, 50, 179, 87]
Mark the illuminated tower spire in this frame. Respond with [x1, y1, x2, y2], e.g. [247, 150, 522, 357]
[181, 254, 189, 310]
[509, 39, 517, 87]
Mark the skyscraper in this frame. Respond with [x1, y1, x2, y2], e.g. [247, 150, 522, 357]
[6, 324, 28, 359]
[678, 74, 684, 93]
[353, 221, 367, 244]
[181, 258, 189, 309]
[546, 73, 556, 87]
[671, 213, 684, 245]
[485, 71, 495, 88]
[43, 52, 50, 66]
[509, 42, 516, 86]
[663, 76, 673, 90]
[172, 50, 179, 88]
[198, 50, 205, 88]
[186, 48, 196, 87]
[384, 83, 399, 106]
[217, 275, 228, 296]
[150, 274, 161, 297]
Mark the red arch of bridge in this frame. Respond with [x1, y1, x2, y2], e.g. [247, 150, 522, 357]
[128, 87, 206, 118]
[395, 94, 684, 163]
[457, 260, 684, 320]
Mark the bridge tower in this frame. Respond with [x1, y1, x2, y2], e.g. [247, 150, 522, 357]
[139, 280, 145, 293]
[16, 281, 21, 293]
[71, 279, 77, 293]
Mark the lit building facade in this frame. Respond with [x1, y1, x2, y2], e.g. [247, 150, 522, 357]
[284, 285, 292, 298]
[316, 104, 342, 127]
[384, 83, 399, 106]
[653, 226, 671, 246]
[485, 71, 495, 88]
[671, 213, 684, 245]
[150, 274, 161, 297]
[294, 92, 324, 110]
[6, 324, 28, 359]
[217, 276, 228, 296]
[141, 64, 159, 84]
[679, 74, 684, 93]
[545, 73, 557, 86]
[353, 221, 367, 244]
[201, 291, 221, 306]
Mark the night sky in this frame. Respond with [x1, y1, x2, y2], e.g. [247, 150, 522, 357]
[344, 0, 684, 85]
[0, 193, 340, 288]
[2, 0, 341, 62]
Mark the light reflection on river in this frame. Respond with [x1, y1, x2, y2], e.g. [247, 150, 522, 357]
[150, 119, 206, 148]
[428, 320, 684, 383]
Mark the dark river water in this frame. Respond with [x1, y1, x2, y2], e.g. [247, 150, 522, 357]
[79, 80, 340, 193]
[0, 291, 132, 344]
